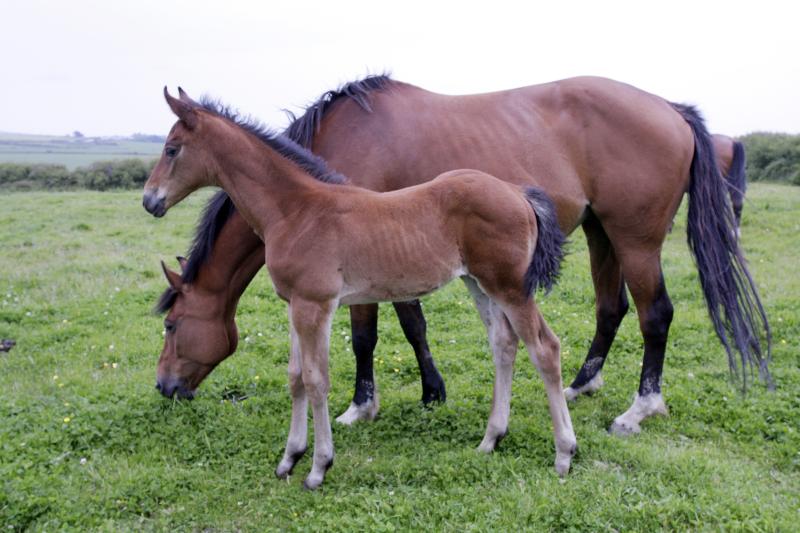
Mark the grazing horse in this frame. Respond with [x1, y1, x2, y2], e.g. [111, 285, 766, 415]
[144, 88, 576, 488]
[713, 134, 748, 234]
[150, 75, 769, 436]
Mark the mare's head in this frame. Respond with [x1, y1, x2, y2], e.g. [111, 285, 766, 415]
[154, 258, 238, 399]
[143, 88, 218, 217]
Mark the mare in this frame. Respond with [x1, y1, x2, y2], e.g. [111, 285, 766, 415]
[143, 88, 576, 488]
[151, 75, 769, 436]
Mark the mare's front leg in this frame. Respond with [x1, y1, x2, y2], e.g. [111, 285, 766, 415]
[291, 297, 337, 490]
[393, 300, 446, 404]
[275, 309, 308, 478]
[336, 304, 380, 425]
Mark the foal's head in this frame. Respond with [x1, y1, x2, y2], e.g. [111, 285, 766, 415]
[143, 88, 219, 217]
[154, 260, 238, 399]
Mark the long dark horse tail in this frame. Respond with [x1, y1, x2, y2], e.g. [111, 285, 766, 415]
[727, 140, 748, 208]
[523, 186, 566, 295]
[671, 103, 772, 390]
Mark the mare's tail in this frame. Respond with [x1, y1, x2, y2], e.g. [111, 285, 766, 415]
[523, 187, 566, 295]
[671, 103, 772, 390]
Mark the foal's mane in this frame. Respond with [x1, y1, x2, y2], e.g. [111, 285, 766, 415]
[155, 74, 395, 313]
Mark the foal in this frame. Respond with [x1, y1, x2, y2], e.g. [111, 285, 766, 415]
[143, 89, 576, 489]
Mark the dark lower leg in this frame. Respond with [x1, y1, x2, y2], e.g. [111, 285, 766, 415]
[392, 300, 446, 404]
[637, 275, 673, 396]
[349, 304, 379, 406]
[569, 216, 628, 390]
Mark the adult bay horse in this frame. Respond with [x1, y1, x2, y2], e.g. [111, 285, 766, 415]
[713, 134, 748, 234]
[150, 75, 769, 436]
[144, 88, 576, 489]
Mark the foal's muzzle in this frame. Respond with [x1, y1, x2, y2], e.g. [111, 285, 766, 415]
[143, 191, 167, 218]
[156, 376, 195, 400]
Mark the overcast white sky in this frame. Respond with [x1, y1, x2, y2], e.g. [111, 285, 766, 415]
[1, 0, 798, 137]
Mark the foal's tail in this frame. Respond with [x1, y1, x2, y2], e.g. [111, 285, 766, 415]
[671, 103, 772, 390]
[523, 187, 566, 295]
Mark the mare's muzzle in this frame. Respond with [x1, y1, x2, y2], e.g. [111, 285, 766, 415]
[143, 191, 167, 218]
[156, 376, 195, 400]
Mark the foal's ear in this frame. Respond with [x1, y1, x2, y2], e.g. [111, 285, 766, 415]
[177, 87, 201, 107]
[176, 256, 188, 272]
[164, 86, 198, 129]
[161, 260, 184, 291]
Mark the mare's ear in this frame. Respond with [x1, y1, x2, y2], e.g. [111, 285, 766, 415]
[176, 256, 188, 272]
[177, 87, 201, 107]
[164, 86, 198, 129]
[161, 260, 184, 291]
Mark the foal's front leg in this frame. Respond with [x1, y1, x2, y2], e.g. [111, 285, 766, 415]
[291, 298, 337, 490]
[275, 309, 308, 479]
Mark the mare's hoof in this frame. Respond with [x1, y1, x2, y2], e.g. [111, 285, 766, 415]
[421, 379, 447, 405]
[335, 401, 378, 425]
[608, 419, 640, 436]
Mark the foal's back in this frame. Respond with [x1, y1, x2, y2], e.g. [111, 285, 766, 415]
[269, 170, 537, 306]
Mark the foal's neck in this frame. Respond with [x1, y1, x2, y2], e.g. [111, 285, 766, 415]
[209, 127, 329, 237]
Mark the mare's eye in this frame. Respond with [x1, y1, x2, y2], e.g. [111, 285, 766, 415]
[164, 321, 176, 333]
[165, 146, 179, 158]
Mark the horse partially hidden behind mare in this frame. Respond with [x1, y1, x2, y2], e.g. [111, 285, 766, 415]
[144, 88, 576, 489]
[150, 75, 769, 437]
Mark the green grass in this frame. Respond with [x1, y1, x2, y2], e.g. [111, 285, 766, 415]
[0, 132, 161, 169]
[1, 184, 798, 531]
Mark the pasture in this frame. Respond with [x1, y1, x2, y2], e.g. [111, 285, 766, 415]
[1, 184, 798, 530]
[0, 132, 162, 170]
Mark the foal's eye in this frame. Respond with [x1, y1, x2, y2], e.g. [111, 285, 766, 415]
[164, 321, 176, 333]
[165, 146, 179, 158]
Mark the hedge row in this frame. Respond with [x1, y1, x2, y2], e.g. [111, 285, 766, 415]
[0, 159, 157, 191]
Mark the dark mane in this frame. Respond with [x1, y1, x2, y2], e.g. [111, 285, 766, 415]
[155, 74, 395, 312]
[198, 97, 348, 186]
[284, 73, 394, 149]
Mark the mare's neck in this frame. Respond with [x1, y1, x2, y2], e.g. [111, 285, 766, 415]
[194, 211, 265, 318]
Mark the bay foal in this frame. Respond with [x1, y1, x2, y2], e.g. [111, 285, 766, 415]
[143, 89, 575, 489]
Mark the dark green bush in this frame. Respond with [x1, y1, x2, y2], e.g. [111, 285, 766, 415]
[0, 159, 156, 191]
[739, 132, 800, 185]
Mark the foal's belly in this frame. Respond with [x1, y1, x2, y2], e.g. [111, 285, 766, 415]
[338, 263, 467, 306]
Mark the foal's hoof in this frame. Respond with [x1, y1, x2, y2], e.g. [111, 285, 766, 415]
[302, 458, 334, 490]
[275, 448, 307, 479]
[555, 443, 578, 477]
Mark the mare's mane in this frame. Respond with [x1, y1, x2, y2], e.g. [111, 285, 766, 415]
[156, 74, 395, 312]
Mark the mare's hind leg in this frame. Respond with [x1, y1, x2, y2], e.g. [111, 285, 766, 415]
[608, 252, 672, 436]
[565, 214, 629, 400]
[336, 304, 380, 425]
[501, 299, 577, 476]
[393, 300, 446, 404]
[463, 278, 518, 452]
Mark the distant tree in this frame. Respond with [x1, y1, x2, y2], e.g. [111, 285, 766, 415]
[739, 132, 800, 186]
[72, 131, 85, 138]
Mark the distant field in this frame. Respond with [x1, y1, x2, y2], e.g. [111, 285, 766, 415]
[0, 131, 161, 169]
[0, 184, 798, 530]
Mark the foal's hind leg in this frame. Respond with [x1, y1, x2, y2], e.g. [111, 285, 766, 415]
[336, 304, 380, 425]
[608, 252, 672, 436]
[502, 300, 577, 476]
[393, 300, 446, 404]
[463, 278, 518, 452]
[565, 215, 629, 400]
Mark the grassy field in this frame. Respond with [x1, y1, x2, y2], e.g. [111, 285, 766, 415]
[1, 184, 798, 531]
[0, 132, 161, 169]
